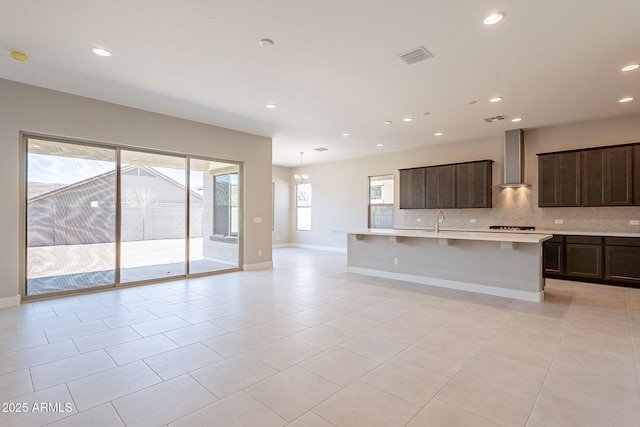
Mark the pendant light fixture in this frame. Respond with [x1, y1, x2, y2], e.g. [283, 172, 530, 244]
[294, 152, 309, 184]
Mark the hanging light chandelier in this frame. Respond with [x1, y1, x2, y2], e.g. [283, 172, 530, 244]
[294, 152, 309, 184]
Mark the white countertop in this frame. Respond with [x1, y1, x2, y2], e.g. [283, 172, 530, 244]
[393, 226, 640, 238]
[343, 228, 552, 243]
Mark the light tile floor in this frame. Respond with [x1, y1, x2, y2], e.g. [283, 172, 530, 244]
[1, 247, 639, 426]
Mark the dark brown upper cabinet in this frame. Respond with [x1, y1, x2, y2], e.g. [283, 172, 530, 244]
[456, 161, 492, 208]
[538, 152, 581, 207]
[582, 146, 632, 206]
[538, 143, 637, 207]
[634, 145, 640, 205]
[425, 165, 456, 209]
[399, 167, 425, 209]
[399, 160, 492, 209]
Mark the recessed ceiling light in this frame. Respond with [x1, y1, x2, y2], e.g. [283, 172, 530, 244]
[384, 121, 392, 125]
[621, 64, 639, 72]
[466, 100, 477, 105]
[511, 117, 522, 122]
[265, 104, 277, 109]
[258, 38, 274, 47]
[489, 97, 503, 103]
[434, 132, 443, 136]
[402, 117, 414, 122]
[91, 47, 111, 57]
[484, 12, 505, 25]
[422, 112, 431, 116]
[619, 97, 635, 103]
[341, 133, 350, 136]
[9, 50, 29, 61]
[377, 143, 384, 147]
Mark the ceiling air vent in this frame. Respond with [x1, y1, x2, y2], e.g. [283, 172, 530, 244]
[314, 147, 329, 152]
[398, 46, 433, 65]
[484, 115, 506, 123]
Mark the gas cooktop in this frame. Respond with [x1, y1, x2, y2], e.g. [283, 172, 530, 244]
[489, 225, 536, 231]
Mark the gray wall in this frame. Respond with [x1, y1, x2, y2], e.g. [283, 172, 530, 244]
[272, 166, 291, 245]
[290, 112, 640, 249]
[1, 79, 273, 302]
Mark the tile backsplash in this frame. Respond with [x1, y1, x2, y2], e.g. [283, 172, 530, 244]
[399, 186, 640, 234]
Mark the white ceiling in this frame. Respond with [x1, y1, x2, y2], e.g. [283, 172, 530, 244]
[2, 1, 639, 167]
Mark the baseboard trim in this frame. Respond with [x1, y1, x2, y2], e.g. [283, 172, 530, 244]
[276, 243, 347, 253]
[243, 261, 273, 271]
[0, 294, 21, 308]
[347, 266, 544, 303]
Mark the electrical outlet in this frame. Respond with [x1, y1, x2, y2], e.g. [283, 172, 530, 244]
[258, 249, 262, 256]
[630, 220, 640, 225]
[417, 218, 422, 222]
[555, 219, 563, 224]
[470, 219, 477, 223]
[393, 257, 399, 265]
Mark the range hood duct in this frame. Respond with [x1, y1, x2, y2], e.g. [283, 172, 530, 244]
[499, 129, 531, 188]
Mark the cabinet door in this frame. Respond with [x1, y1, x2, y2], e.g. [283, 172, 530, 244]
[425, 165, 455, 209]
[605, 237, 640, 283]
[565, 242, 602, 278]
[583, 147, 632, 206]
[543, 241, 563, 275]
[604, 146, 632, 205]
[399, 168, 425, 209]
[538, 152, 580, 207]
[439, 165, 456, 208]
[456, 161, 492, 208]
[634, 145, 640, 205]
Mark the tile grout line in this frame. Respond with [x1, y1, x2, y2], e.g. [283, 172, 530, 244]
[522, 283, 579, 427]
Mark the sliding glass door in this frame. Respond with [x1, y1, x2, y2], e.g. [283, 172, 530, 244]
[26, 139, 117, 296]
[120, 151, 186, 283]
[189, 159, 240, 274]
[24, 136, 241, 297]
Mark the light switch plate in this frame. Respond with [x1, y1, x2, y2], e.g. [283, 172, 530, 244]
[555, 219, 563, 224]
[253, 217, 262, 224]
[630, 220, 640, 225]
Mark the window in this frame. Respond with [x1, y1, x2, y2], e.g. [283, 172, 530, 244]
[369, 175, 394, 228]
[214, 171, 239, 236]
[296, 183, 312, 230]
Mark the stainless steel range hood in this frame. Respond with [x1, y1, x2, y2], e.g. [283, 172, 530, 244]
[499, 129, 531, 188]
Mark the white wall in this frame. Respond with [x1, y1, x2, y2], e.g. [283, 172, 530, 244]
[290, 112, 640, 249]
[0, 79, 273, 304]
[272, 166, 291, 245]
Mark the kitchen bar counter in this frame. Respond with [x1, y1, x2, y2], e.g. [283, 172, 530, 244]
[343, 228, 552, 303]
[394, 226, 640, 238]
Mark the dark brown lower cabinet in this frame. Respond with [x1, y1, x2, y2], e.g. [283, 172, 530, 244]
[543, 236, 563, 275]
[543, 234, 640, 287]
[605, 238, 640, 283]
[564, 236, 603, 279]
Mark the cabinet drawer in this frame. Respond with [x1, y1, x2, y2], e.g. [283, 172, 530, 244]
[565, 236, 602, 245]
[605, 237, 640, 247]
[547, 235, 564, 243]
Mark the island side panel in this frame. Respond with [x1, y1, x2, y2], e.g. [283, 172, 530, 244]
[347, 234, 544, 302]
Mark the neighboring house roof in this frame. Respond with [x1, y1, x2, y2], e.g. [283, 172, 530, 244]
[28, 165, 204, 203]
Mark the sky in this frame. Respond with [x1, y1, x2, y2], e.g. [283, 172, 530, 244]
[28, 153, 203, 191]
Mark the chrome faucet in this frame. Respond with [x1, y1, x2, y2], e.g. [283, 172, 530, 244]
[435, 210, 445, 233]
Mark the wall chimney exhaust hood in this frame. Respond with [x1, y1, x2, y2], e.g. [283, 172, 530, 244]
[498, 129, 531, 188]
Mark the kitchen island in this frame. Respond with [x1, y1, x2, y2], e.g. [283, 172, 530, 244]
[344, 228, 553, 302]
